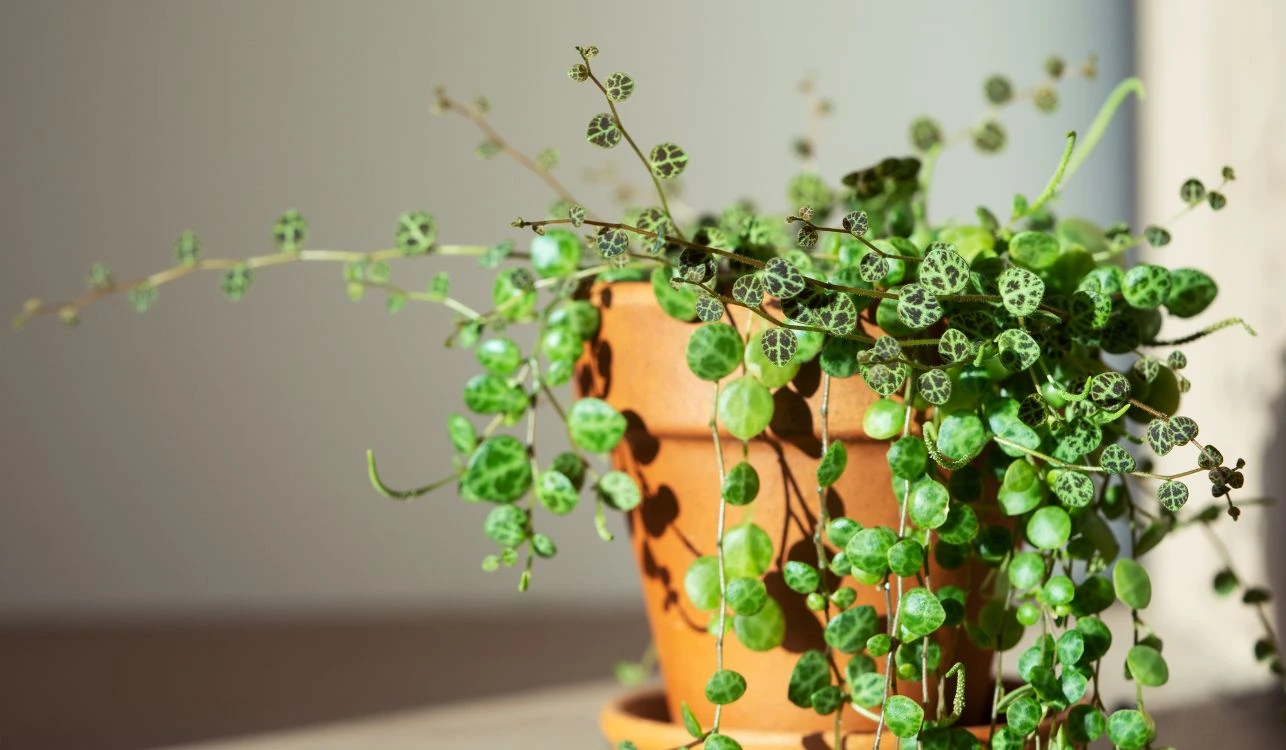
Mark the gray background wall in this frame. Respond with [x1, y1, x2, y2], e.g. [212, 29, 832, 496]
[0, 1, 1135, 617]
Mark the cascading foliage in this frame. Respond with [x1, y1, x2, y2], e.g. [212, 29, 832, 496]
[17, 45, 1282, 750]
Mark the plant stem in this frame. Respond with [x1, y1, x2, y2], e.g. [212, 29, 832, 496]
[582, 62, 681, 238]
[709, 380, 731, 732]
[436, 91, 588, 214]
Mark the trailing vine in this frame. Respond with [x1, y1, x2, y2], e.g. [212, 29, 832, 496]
[18, 46, 1281, 750]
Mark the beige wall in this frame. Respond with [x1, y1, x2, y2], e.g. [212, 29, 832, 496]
[1132, 0, 1286, 702]
[0, 1, 1135, 617]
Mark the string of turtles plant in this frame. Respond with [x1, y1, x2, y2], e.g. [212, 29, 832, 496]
[15, 46, 1282, 750]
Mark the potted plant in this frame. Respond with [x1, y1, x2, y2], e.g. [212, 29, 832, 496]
[15, 46, 1281, 749]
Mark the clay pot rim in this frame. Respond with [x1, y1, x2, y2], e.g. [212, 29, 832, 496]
[599, 686, 997, 749]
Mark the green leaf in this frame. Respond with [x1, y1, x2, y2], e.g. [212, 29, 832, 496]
[724, 523, 773, 578]
[598, 470, 641, 511]
[1067, 705, 1107, 743]
[731, 274, 764, 307]
[491, 268, 536, 322]
[483, 504, 529, 546]
[694, 293, 724, 323]
[810, 686, 844, 715]
[733, 595, 785, 651]
[680, 701, 703, 739]
[174, 230, 202, 265]
[819, 292, 858, 335]
[705, 669, 747, 705]
[937, 328, 974, 363]
[536, 470, 579, 516]
[476, 338, 523, 376]
[760, 327, 798, 366]
[702, 733, 742, 750]
[1114, 558, 1152, 609]
[938, 504, 979, 545]
[996, 328, 1041, 372]
[1166, 268, 1218, 317]
[221, 266, 253, 301]
[887, 538, 926, 577]
[887, 436, 928, 480]
[684, 556, 721, 611]
[858, 252, 890, 283]
[919, 243, 970, 294]
[722, 461, 760, 506]
[651, 267, 698, 321]
[1052, 470, 1095, 508]
[596, 227, 629, 258]
[1127, 644, 1169, 686]
[998, 267, 1045, 317]
[686, 324, 744, 381]
[529, 229, 581, 278]
[726, 578, 767, 616]
[817, 442, 848, 487]
[718, 377, 774, 440]
[842, 210, 869, 237]
[897, 283, 943, 329]
[586, 112, 622, 148]
[824, 605, 878, 654]
[850, 671, 886, 708]
[1100, 443, 1136, 473]
[649, 142, 688, 179]
[862, 398, 906, 441]
[1026, 506, 1072, 550]
[395, 210, 437, 254]
[1088, 371, 1131, 410]
[128, 284, 158, 312]
[272, 209, 308, 252]
[936, 411, 988, 464]
[1157, 480, 1189, 511]
[899, 588, 946, 639]
[568, 398, 627, 453]
[917, 368, 953, 405]
[1122, 264, 1172, 309]
[762, 257, 806, 299]
[909, 478, 950, 529]
[783, 560, 820, 594]
[882, 695, 925, 738]
[446, 414, 477, 455]
[464, 436, 533, 504]
[845, 526, 897, 575]
[1006, 695, 1041, 735]
[1008, 231, 1060, 270]
[787, 650, 830, 708]
[1107, 709, 1153, 750]
[603, 71, 634, 102]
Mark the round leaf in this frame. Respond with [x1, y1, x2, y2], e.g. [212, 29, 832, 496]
[882, 695, 924, 738]
[1026, 506, 1071, 550]
[1114, 558, 1152, 609]
[824, 605, 878, 654]
[687, 324, 744, 381]
[464, 436, 533, 503]
[718, 377, 774, 440]
[704, 669, 747, 705]
[722, 461, 760, 506]
[536, 470, 579, 515]
[733, 595, 785, 651]
[724, 523, 773, 578]
[568, 398, 627, 453]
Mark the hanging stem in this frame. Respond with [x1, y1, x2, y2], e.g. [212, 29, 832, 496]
[435, 90, 589, 214]
[709, 380, 731, 732]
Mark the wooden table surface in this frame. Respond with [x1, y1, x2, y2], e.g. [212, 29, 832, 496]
[158, 680, 618, 750]
[156, 681, 1284, 750]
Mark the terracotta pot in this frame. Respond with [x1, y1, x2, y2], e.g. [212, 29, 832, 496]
[575, 282, 999, 741]
[600, 687, 1001, 750]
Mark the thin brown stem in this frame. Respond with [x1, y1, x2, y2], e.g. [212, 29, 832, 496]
[436, 92, 588, 214]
